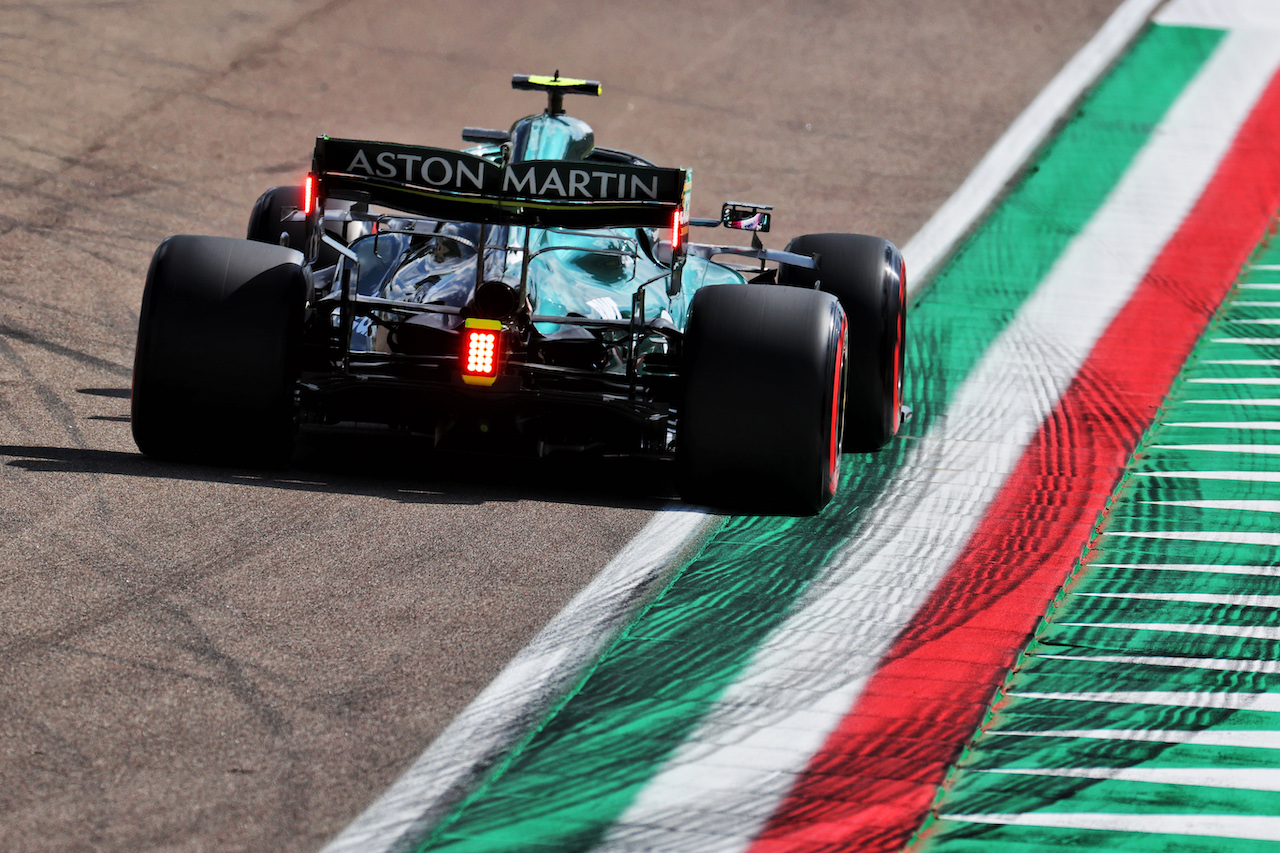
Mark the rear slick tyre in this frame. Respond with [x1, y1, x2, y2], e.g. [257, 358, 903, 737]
[780, 233, 905, 451]
[131, 235, 306, 465]
[680, 285, 847, 514]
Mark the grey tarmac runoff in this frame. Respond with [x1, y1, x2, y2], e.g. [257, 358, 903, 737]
[0, 2, 1120, 851]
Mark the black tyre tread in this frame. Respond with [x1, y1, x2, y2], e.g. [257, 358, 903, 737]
[780, 232, 905, 450]
[131, 235, 305, 465]
[680, 284, 846, 514]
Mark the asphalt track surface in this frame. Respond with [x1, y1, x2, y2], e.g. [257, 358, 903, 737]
[0, 2, 1121, 850]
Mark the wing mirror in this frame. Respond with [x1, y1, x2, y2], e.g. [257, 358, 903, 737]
[721, 201, 772, 232]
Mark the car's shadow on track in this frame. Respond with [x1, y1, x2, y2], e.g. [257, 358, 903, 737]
[300, 429, 682, 510]
[0, 432, 680, 511]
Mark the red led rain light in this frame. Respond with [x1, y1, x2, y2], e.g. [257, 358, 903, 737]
[461, 318, 503, 386]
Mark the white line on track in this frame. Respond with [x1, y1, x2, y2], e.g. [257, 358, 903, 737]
[1010, 690, 1280, 711]
[1153, 444, 1280, 453]
[1105, 530, 1280, 546]
[1209, 337, 1280, 344]
[1077, 591, 1280, 606]
[1132, 473, 1280, 484]
[1037, 652, 1280, 672]
[1166, 422, 1280, 429]
[991, 729, 1280, 748]
[1204, 359, 1280, 365]
[941, 812, 1280, 841]
[1090, 562, 1280, 577]
[1142, 499, 1280, 512]
[1060, 622, 1280, 640]
[982, 766, 1280, 792]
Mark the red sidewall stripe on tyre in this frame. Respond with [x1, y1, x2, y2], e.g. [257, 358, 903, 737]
[748, 48, 1280, 853]
[892, 261, 904, 435]
[830, 311, 847, 497]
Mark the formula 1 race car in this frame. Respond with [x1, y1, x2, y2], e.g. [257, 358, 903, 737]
[131, 73, 906, 512]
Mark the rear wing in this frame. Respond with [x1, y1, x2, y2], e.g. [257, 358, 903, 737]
[311, 136, 685, 230]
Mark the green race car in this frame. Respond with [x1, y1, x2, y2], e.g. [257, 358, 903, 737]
[131, 73, 905, 512]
